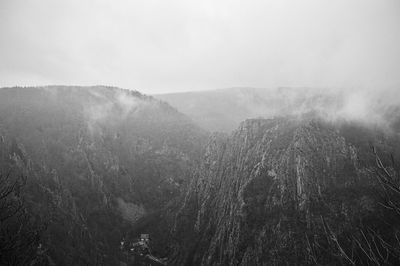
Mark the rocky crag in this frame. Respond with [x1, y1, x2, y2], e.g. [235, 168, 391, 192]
[171, 117, 400, 265]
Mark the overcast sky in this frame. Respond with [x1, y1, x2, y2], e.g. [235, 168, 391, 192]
[0, 0, 399, 94]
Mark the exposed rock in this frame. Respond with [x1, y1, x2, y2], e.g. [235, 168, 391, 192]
[117, 197, 146, 223]
[170, 116, 400, 265]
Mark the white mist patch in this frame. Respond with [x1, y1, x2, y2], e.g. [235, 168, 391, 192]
[331, 88, 400, 130]
[115, 91, 145, 117]
[84, 102, 113, 134]
[86, 103, 113, 122]
[339, 92, 371, 121]
[267, 87, 399, 129]
[83, 88, 154, 135]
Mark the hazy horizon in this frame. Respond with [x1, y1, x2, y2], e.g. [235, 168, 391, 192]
[1, 0, 400, 94]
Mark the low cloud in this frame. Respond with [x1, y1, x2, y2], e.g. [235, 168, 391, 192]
[84, 88, 151, 134]
[267, 87, 400, 131]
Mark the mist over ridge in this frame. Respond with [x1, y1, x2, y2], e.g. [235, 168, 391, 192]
[155, 86, 400, 132]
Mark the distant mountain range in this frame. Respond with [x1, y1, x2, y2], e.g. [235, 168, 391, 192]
[155, 87, 400, 133]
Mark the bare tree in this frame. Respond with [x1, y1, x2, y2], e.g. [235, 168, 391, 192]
[304, 148, 400, 265]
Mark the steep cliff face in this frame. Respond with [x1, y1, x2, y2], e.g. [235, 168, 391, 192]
[171, 117, 400, 265]
[0, 86, 206, 265]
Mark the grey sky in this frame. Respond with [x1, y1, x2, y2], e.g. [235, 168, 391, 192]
[0, 0, 399, 94]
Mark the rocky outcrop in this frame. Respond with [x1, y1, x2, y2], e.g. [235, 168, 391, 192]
[171, 117, 398, 265]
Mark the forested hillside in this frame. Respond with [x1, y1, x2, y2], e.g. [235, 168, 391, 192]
[0, 86, 206, 265]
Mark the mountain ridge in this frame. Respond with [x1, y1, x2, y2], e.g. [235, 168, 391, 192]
[155, 87, 400, 133]
[0, 85, 207, 265]
[170, 116, 400, 265]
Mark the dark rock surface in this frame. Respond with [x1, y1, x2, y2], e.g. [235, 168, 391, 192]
[170, 117, 400, 265]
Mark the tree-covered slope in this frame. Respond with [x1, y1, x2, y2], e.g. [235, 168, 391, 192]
[0, 85, 207, 265]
